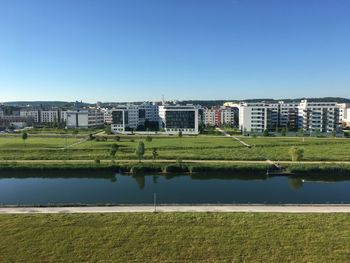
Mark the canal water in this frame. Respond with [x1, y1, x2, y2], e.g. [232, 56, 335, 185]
[0, 170, 349, 205]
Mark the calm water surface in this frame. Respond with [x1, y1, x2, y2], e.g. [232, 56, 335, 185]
[0, 171, 349, 205]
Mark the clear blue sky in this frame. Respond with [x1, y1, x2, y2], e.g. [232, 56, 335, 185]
[0, 0, 349, 102]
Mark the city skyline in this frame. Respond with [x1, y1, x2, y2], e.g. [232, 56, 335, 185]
[1, 0, 350, 102]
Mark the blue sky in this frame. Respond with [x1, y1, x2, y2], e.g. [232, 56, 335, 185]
[0, 0, 349, 102]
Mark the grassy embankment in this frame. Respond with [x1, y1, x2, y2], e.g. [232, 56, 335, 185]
[1, 134, 350, 173]
[0, 213, 349, 262]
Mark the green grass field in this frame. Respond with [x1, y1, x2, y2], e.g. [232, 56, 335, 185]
[0, 213, 349, 262]
[1, 134, 350, 161]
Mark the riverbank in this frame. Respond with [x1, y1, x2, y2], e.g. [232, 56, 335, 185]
[1, 205, 350, 213]
[1, 212, 349, 262]
[1, 160, 350, 175]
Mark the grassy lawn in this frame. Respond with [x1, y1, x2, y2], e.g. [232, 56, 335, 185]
[1, 135, 350, 161]
[0, 213, 349, 262]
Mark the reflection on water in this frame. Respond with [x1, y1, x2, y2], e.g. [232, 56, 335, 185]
[0, 170, 349, 205]
[288, 178, 303, 190]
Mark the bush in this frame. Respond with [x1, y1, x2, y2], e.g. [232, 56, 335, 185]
[165, 164, 189, 173]
[289, 147, 304, 162]
[145, 136, 152, 142]
[94, 159, 101, 164]
[263, 129, 269, 137]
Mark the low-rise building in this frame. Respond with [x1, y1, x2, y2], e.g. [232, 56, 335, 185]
[0, 116, 34, 129]
[66, 109, 104, 129]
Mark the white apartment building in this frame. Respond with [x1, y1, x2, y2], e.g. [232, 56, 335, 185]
[111, 107, 128, 133]
[110, 103, 160, 133]
[239, 102, 270, 132]
[239, 101, 299, 132]
[343, 108, 350, 127]
[40, 110, 59, 123]
[20, 110, 40, 123]
[159, 105, 199, 134]
[139, 102, 159, 123]
[298, 100, 339, 133]
[204, 108, 217, 126]
[100, 108, 112, 124]
[337, 103, 350, 125]
[66, 109, 104, 129]
[60, 111, 67, 123]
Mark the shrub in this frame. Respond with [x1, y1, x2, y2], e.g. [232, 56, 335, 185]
[289, 147, 304, 162]
[263, 129, 269, 137]
[165, 164, 189, 173]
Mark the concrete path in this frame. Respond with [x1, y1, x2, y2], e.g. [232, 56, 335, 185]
[1, 159, 350, 164]
[1, 205, 350, 214]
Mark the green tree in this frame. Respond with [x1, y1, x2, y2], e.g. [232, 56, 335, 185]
[135, 141, 145, 163]
[110, 143, 119, 161]
[263, 129, 269, 137]
[297, 128, 304, 137]
[152, 148, 158, 160]
[289, 146, 304, 162]
[332, 130, 337, 138]
[72, 129, 79, 137]
[313, 129, 321, 137]
[105, 124, 112, 135]
[115, 136, 121, 142]
[281, 128, 287, 137]
[178, 130, 183, 137]
[22, 132, 28, 146]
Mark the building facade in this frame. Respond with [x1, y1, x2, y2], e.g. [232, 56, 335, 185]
[158, 105, 199, 134]
[203, 106, 238, 127]
[298, 100, 339, 133]
[66, 109, 104, 129]
[239, 100, 339, 133]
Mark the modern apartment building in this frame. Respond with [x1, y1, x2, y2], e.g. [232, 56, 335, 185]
[337, 103, 350, 126]
[239, 100, 339, 133]
[203, 106, 238, 127]
[101, 108, 112, 124]
[20, 110, 40, 123]
[19, 109, 66, 124]
[343, 108, 350, 127]
[66, 109, 104, 129]
[40, 110, 60, 123]
[110, 102, 160, 133]
[298, 100, 339, 133]
[158, 105, 199, 134]
[111, 107, 129, 133]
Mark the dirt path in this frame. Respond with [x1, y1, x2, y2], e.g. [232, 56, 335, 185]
[215, 128, 252, 147]
[1, 159, 350, 164]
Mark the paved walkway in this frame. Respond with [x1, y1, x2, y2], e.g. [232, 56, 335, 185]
[1, 205, 350, 214]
